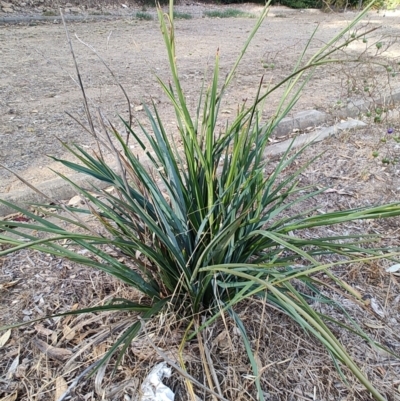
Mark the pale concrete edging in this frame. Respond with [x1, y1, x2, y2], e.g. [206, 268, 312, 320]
[272, 110, 328, 138]
[264, 119, 366, 160]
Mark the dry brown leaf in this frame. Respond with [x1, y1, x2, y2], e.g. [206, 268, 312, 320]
[93, 343, 107, 359]
[62, 304, 79, 326]
[35, 324, 54, 336]
[32, 338, 72, 361]
[63, 325, 76, 341]
[0, 391, 18, 401]
[0, 329, 11, 348]
[55, 377, 68, 401]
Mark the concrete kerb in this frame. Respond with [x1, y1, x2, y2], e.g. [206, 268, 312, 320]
[272, 110, 328, 138]
[264, 119, 366, 160]
[337, 88, 400, 119]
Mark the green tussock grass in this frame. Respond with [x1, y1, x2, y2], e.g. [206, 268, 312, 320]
[173, 11, 193, 19]
[135, 11, 153, 20]
[204, 8, 255, 18]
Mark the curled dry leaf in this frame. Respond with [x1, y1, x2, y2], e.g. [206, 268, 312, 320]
[63, 325, 76, 341]
[0, 329, 11, 348]
[32, 338, 72, 361]
[370, 298, 385, 318]
[55, 377, 68, 401]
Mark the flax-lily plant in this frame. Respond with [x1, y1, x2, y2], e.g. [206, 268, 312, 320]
[1, 1, 399, 400]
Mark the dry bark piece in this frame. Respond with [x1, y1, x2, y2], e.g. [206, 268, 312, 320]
[35, 324, 54, 336]
[32, 338, 72, 361]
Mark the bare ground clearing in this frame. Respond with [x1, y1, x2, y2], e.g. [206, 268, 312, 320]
[1, 4, 400, 401]
[1, 4, 400, 193]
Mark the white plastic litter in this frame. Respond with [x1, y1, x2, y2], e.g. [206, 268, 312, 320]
[140, 362, 175, 401]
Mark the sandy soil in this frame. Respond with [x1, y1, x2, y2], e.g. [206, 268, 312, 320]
[1, 3, 400, 194]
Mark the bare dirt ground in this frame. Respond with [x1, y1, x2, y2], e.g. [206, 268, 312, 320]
[1, 3, 400, 193]
[1, 3, 400, 401]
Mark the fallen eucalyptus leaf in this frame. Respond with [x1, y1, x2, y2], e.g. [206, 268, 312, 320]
[0, 329, 11, 348]
[6, 355, 19, 379]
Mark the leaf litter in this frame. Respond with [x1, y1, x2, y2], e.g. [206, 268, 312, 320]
[1, 120, 400, 400]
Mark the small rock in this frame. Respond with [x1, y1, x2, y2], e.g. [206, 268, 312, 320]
[0, 1, 13, 7]
[135, 105, 144, 112]
[69, 6, 80, 13]
[2, 6, 14, 12]
[65, 2, 72, 6]
[68, 195, 85, 207]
